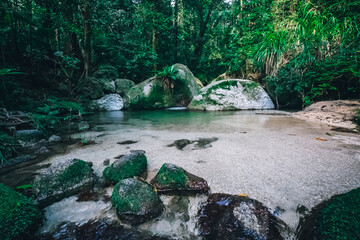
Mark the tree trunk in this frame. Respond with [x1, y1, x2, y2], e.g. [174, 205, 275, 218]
[151, 2, 159, 71]
[191, 0, 217, 68]
[173, 0, 179, 63]
[82, 0, 92, 78]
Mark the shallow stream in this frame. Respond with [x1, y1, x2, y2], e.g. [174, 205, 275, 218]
[3, 110, 360, 239]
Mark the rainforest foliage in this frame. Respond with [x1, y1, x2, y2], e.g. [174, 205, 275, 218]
[0, 0, 359, 109]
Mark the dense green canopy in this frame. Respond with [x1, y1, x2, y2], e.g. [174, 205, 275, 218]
[0, 0, 359, 108]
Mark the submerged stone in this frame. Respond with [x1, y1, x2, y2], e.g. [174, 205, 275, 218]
[0, 183, 42, 240]
[151, 163, 210, 194]
[89, 94, 124, 111]
[188, 79, 275, 111]
[124, 64, 200, 110]
[296, 188, 360, 240]
[198, 193, 283, 240]
[194, 137, 218, 149]
[103, 150, 147, 184]
[167, 139, 191, 150]
[112, 178, 163, 225]
[33, 159, 96, 207]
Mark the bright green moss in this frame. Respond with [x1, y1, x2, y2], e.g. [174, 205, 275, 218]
[314, 188, 360, 240]
[112, 178, 159, 214]
[0, 183, 42, 240]
[156, 163, 187, 188]
[57, 159, 92, 185]
[103, 151, 147, 184]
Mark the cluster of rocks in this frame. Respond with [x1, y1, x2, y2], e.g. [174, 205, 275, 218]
[85, 64, 275, 112]
[2, 147, 356, 239]
[3, 149, 283, 239]
[0, 129, 63, 170]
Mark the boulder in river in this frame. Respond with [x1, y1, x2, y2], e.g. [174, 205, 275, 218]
[198, 193, 283, 240]
[296, 187, 360, 240]
[115, 79, 136, 96]
[0, 183, 42, 240]
[89, 94, 124, 111]
[124, 64, 200, 110]
[33, 159, 96, 207]
[112, 178, 163, 225]
[48, 135, 62, 143]
[103, 150, 147, 184]
[150, 163, 210, 194]
[187, 79, 275, 111]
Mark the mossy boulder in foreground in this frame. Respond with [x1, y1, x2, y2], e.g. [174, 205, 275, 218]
[151, 163, 210, 194]
[0, 183, 42, 240]
[199, 193, 283, 240]
[112, 178, 163, 224]
[103, 150, 147, 184]
[124, 64, 200, 110]
[297, 188, 360, 240]
[188, 79, 275, 110]
[33, 159, 96, 207]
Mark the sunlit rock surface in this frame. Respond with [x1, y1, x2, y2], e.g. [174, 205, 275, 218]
[90, 94, 124, 111]
[188, 79, 275, 110]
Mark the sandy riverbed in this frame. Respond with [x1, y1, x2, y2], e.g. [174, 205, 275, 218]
[36, 110, 360, 238]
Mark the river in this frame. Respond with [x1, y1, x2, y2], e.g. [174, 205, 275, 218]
[3, 110, 360, 239]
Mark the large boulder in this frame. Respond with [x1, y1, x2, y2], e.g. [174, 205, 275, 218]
[188, 79, 275, 111]
[89, 94, 124, 111]
[297, 188, 360, 240]
[33, 159, 96, 207]
[150, 163, 210, 194]
[115, 79, 136, 96]
[112, 178, 163, 225]
[0, 183, 42, 240]
[103, 150, 147, 184]
[124, 64, 200, 110]
[199, 193, 283, 240]
[76, 77, 105, 100]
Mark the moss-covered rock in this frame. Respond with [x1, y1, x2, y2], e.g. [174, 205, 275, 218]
[77, 77, 105, 100]
[0, 183, 42, 240]
[124, 64, 200, 110]
[112, 178, 163, 224]
[199, 193, 284, 240]
[150, 163, 210, 194]
[115, 79, 136, 96]
[33, 159, 96, 207]
[103, 150, 147, 184]
[187, 79, 275, 111]
[297, 188, 360, 240]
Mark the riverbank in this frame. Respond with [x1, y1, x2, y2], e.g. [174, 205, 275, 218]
[293, 100, 360, 129]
